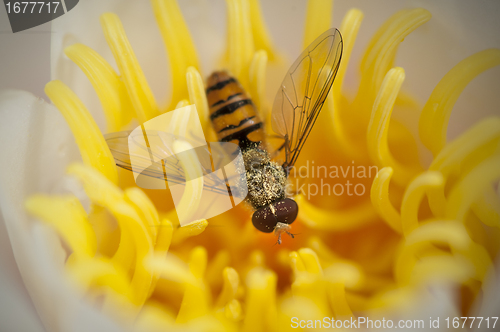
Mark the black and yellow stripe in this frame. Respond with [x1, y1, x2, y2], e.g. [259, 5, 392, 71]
[206, 71, 266, 151]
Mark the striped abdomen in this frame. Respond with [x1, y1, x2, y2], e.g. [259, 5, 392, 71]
[206, 71, 265, 151]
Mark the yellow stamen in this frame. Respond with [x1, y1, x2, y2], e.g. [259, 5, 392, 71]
[367, 67, 422, 185]
[400, 171, 444, 237]
[224, 299, 243, 321]
[446, 154, 500, 221]
[430, 117, 500, 174]
[177, 247, 210, 323]
[67, 256, 134, 302]
[124, 187, 160, 243]
[303, 0, 333, 48]
[225, 0, 254, 85]
[289, 249, 329, 315]
[395, 221, 472, 285]
[45, 80, 118, 184]
[242, 268, 277, 332]
[332, 8, 363, 99]
[172, 140, 204, 225]
[206, 250, 231, 288]
[298, 248, 323, 275]
[396, 221, 491, 286]
[419, 49, 500, 156]
[471, 187, 500, 228]
[146, 254, 196, 285]
[296, 195, 378, 230]
[100, 13, 159, 124]
[324, 262, 363, 290]
[307, 236, 341, 262]
[215, 267, 240, 310]
[147, 218, 174, 297]
[165, 101, 191, 138]
[326, 82, 362, 160]
[250, 250, 265, 267]
[25, 195, 97, 257]
[289, 251, 305, 274]
[134, 302, 175, 331]
[67, 163, 154, 306]
[355, 8, 431, 125]
[151, 0, 200, 109]
[186, 66, 210, 131]
[328, 282, 354, 318]
[64, 43, 133, 132]
[410, 256, 474, 286]
[370, 167, 402, 233]
[171, 219, 209, 245]
[248, 50, 268, 112]
[154, 218, 173, 253]
[248, 0, 280, 61]
[428, 117, 500, 219]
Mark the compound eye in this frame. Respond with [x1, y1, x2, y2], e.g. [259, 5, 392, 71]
[274, 198, 298, 225]
[252, 206, 277, 233]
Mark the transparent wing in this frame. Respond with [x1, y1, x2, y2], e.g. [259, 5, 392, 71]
[271, 28, 343, 169]
[105, 130, 244, 197]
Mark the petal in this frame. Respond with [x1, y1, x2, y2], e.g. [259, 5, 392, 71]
[0, 90, 80, 196]
[0, 90, 123, 331]
[51, 0, 169, 129]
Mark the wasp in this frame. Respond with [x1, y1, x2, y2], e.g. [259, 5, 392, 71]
[106, 28, 343, 244]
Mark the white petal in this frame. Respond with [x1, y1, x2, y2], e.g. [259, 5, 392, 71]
[0, 90, 123, 331]
[0, 89, 80, 195]
[471, 256, 500, 331]
[0, 215, 45, 332]
[361, 283, 461, 332]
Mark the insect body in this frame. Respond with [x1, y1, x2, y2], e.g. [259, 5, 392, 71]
[105, 28, 343, 244]
[206, 72, 265, 152]
[206, 28, 343, 244]
[206, 71, 295, 243]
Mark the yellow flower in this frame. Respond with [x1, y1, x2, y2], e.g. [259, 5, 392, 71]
[1, 0, 499, 331]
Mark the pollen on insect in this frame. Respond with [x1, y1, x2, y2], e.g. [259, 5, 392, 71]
[243, 148, 287, 209]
